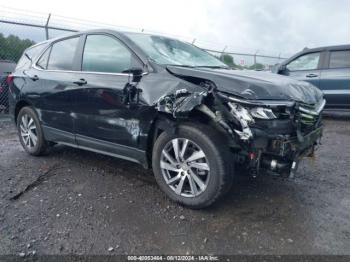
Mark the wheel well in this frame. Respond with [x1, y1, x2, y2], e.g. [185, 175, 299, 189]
[145, 110, 215, 168]
[14, 100, 31, 124]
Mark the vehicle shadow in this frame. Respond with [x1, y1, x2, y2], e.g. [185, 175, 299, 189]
[49, 144, 156, 184]
[209, 174, 292, 210]
[323, 110, 350, 120]
[48, 144, 296, 214]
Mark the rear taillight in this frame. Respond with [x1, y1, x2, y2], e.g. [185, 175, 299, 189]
[6, 74, 14, 85]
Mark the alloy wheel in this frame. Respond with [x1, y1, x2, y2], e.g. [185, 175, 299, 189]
[160, 138, 210, 198]
[20, 114, 38, 149]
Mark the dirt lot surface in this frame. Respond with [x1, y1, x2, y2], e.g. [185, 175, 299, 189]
[0, 114, 349, 256]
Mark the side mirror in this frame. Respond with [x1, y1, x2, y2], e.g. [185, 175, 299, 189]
[123, 67, 144, 83]
[122, 67, 144, 105]
[278, 64, 287, 73]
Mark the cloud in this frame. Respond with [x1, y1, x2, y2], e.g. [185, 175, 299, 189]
[1, 0, 350, 58]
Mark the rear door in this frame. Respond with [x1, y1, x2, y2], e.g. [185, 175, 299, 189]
[284, 52, 322, 88]
[33, 36, 82, 144]
[11, 43, 47, 115]
[73, 33, 147, 159]
[319, 50, 350, 108]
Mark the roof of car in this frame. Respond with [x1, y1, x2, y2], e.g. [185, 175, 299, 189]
[281, 44, 350, 65]
[40, 29, 180, 67]
[45, 29, 178, 43]
[301, 44, 350, 52]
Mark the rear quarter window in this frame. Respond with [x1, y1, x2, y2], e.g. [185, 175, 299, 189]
[16, 43, 48, 71]
[36, 47, 51, 70]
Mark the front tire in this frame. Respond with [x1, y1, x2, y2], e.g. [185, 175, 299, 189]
[152, 122, 234, 209]
[17, 106, 49, 156]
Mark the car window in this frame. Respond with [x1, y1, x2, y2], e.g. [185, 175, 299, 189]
[16, 43, 47, 71]
[125, 33, 227, 68]
[15, 55, 30, 71]
[329, 50, 350, 69]
[286, 52, 320, 71]
[82, 35, 134, 73]
[47, 37, 79, 70]
[36, 47, 51, 70]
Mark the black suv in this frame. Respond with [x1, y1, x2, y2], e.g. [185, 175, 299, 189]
[9, 30, 325, 208]
[275, 45, 350, 109]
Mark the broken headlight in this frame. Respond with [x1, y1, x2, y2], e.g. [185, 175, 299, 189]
[228, 102, 277, 122]
[250, 107, 277, 119]
[227, 102, 254, 124]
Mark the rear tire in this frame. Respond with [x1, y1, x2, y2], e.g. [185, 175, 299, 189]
[17, 106, 49, 156]
[152, 122, 234, 209]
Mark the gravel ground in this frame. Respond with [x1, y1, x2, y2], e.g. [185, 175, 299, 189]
[0, 114, 349, 256]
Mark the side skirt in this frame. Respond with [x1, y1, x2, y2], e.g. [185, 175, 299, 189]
[42, 125, 148, 168]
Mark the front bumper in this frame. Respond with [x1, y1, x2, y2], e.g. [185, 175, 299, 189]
[267, 126, 322, 158]
[244, 125, 323, 177]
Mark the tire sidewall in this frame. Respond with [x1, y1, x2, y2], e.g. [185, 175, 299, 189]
[152, 124, 228, 208]
[17, 107, 45, 155]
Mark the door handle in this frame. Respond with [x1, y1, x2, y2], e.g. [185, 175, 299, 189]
[73, 78, 87, 86]
[306, 73, 318, 78]
[30, 75, 39, 81]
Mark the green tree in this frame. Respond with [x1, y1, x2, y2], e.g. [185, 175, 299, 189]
[218, 54, 249, 70]
[220, 53, 240, 69]
[248, 63, 265, 70]
[0, 33, 35, 62]
[220, 54, 234, 67]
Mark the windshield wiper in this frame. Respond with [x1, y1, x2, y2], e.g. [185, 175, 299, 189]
[194, 65, 230, 69]
[166, 64, 230, 69]
[165, 64, 195, 68]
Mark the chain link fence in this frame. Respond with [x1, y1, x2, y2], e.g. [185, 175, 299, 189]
[0, 6, 287, 116]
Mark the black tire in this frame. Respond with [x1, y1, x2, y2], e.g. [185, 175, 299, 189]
[17, 106, 49, 156]
[152, 122, 234, 209]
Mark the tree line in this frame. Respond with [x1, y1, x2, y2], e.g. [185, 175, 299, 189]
[0, 33, 35, 62]
[218, 53, 265, 70]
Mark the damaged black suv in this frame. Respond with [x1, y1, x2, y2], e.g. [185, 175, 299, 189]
[9, 30, 325, 208]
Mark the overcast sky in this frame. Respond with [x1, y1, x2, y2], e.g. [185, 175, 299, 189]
[2, 0, 350, 57]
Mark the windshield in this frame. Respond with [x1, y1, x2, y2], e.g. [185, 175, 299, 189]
[125, 33, 227, 68]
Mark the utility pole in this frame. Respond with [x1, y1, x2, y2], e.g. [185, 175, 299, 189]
[45, 13, 51, 40]
[254, 50, 259, 70]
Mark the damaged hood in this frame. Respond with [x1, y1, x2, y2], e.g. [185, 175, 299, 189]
[167, 66, 323, 105]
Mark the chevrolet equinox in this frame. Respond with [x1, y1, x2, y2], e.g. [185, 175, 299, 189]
[8, 30, 325, 208]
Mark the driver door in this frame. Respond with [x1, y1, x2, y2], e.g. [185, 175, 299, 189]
[73, 34, 146, 157]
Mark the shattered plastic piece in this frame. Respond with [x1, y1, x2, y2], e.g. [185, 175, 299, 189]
[234, 129, 253, 140]
[196, 104, 234, 137]
[156, 89, 208, 118]
[227, 102, 254, 140]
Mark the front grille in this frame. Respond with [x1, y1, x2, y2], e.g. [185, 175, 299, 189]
[297, 99, 325, 132]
